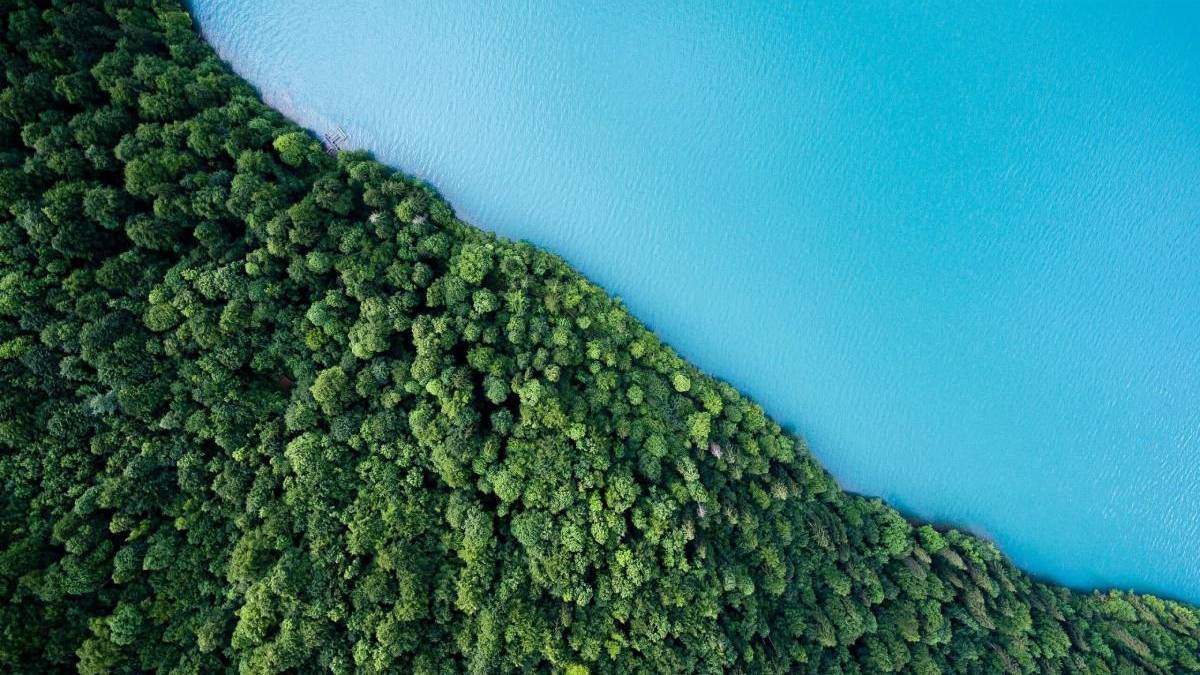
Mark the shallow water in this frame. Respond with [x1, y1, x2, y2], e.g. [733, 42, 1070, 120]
[189, 1, 1200, 602]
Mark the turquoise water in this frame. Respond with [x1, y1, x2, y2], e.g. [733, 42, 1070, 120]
[189, 1, 1200, 602]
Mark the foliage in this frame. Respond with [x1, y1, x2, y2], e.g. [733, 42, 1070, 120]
[0, 1, 1197, 673]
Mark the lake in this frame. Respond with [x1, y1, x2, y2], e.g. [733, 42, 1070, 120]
[188, 0, 1200, 603]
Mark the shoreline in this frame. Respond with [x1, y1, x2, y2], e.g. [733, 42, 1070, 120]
[203, 72, 1200, 611]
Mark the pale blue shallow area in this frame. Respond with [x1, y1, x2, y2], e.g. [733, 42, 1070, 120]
[189, 1, 1200, 602]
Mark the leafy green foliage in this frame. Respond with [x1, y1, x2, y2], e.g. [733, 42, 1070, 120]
[1, 2, 1198, 673]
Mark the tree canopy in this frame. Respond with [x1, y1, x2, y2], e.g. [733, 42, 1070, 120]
[0, 1, 1197, 673]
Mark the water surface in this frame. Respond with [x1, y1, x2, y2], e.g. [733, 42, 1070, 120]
[189, 1, 1200, 602]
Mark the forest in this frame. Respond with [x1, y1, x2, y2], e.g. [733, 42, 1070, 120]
[0, 1, 1198, 673]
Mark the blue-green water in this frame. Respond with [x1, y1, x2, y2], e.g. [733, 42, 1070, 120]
[189, 1, 1200, 602]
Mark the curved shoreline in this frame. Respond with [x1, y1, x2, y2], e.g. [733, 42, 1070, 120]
[186, 0, 1200, 606]
[188, 0, 1200, 614]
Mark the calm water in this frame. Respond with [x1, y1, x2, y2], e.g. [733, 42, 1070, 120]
[189, 1, 1200, 602]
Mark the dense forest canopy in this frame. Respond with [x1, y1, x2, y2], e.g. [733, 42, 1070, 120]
[1, 1, 1198, 673]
